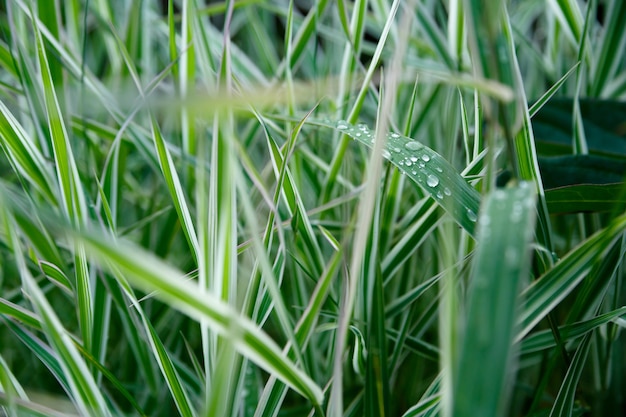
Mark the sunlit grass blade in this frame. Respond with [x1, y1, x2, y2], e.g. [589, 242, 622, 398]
[452, 183, 537, 417]
[72, 230, 324, 406]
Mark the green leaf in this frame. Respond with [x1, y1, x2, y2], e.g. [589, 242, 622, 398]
[73, 230, 324, 406]
[545, 183, 626, 214]
[521, 306, 626, 356]
[452, 183, 537, 417]
[532, 98, 626, 158]
[539, 155, 626, 189]
[324, 119, 481, 236]
[549, 333, 592, 417]
[518, 213, 626, 340]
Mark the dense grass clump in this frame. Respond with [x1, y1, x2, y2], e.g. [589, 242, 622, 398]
[1, 1, 625, 416]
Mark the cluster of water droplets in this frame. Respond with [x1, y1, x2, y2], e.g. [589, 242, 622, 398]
[334, 119, 478, 223]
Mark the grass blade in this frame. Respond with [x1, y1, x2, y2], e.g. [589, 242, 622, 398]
[451, 183, 537, 417]
[72, 230, 324, 406]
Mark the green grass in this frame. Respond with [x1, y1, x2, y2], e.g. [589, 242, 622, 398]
[1, 1, 625, 416]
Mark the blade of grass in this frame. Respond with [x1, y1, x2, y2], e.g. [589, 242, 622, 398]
[322, 119, 481, 235]
[31, 3, 94, 358]
[548, 332, 592, 417]
[518, 212, 626, 340]
[451, 183, 537, 417]
[2, 210, 110, 416]
[70, 228, 324, 406]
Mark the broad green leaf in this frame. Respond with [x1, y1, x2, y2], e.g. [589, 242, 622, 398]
[545, 183, 626, 214]
[452, 183, 536, 417]
[532, 98, 626, 158]
[539, 155, 626, 189]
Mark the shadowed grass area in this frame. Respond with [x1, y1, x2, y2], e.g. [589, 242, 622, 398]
[1, 1, 625, 416]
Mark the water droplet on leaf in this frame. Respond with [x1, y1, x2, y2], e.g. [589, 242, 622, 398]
[426, 175, 439, 187]
[405, 141, 421, 151]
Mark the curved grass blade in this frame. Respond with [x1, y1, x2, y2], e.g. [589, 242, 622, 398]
[528, 63, 579, 118]
[0, 100, 55, 202]
[321, 119, 481, 236]
[402, 373, 442, 417]
[521, 306, 626, 356]
[452, 183, 537, 417]
[72, 230, 324, 406]
[518, 212, 626, 340]
[0, 353, 28, 417]
[2, 212, 111, 416]
[548, 333, 592, 417]
[150, 116, 200, 262]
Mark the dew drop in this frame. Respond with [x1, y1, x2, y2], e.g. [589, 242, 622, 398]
[410, 156, 418, 162]
[336, 120, 349, 130]
[444, 187, 451, 196]
[411, 170, 417, 175]
[405, 160, 413, 167]
[392, 147, 401, 153]
[390, 132, 400, 138]
[436, 191, 443, 199]
[418, 161, 425, 168]
[435, 167, 443, 173]
[405, 141, 421, 151]
[426, 175, 439, 187]
[357, 123, 368, 131]
[382, 149, 391, 159]
[355, 132, 362, 137]
[466, 209, 477, 222]
[421, 154, 430, 162]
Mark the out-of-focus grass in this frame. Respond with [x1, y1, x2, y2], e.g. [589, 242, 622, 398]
[0, 1, 625, 416]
